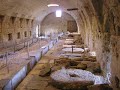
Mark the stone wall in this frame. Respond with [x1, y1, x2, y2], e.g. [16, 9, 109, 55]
[40, 12, 77, 36]
[0, 0, 119, 89]
[78, 0, 120, 89]
[0, 15, 37, 48]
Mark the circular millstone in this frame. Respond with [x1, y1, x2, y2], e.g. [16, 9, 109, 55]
[50, 69, 95, 90]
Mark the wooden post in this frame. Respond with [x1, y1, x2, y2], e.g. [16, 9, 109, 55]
[83, 45, 85, 56]
[5, 52, 9, 73]
[72, 46, 74, 53]
[50, 33, 52, 41]
[27, 41, 30, 59]
[24, 42, 25, 47]
[38, 38, 41, 49]
[14, 41, 16, 53]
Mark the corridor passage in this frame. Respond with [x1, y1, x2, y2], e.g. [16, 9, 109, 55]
[0, 0, 120, 90]
[17, 34, 111, 90]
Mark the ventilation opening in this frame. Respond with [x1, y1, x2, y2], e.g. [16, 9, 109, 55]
[10, 17, 16, 24]
[20, 18, 23, 28]
[8, 33, 12, 41]
[0, 15, 4, 23]
[0, 15, 4, 29]
[17, 32, 20, 39]
[117, 26, 120, 36]
[26, 19, 29, 25]
[24, 31, 27, 37]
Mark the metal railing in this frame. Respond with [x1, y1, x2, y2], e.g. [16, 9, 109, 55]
[0, 32, 63, 73]
[0, 37, 43, 72]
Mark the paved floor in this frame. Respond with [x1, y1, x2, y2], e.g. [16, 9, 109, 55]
[0, 39, 49, 80]
[16, 36, 101, 90]
[16, 40, 65, 90]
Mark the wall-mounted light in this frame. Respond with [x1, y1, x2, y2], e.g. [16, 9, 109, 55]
[47, 4, 59, 7]
[56, 10, 62, 17]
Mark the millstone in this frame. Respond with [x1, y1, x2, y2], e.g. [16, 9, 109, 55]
[50, 69, 95, 90]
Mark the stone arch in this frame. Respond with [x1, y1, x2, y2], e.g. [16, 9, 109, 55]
[40, 11, 78, 36]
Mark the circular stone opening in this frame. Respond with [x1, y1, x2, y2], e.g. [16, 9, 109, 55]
[50, 68, 104, 90]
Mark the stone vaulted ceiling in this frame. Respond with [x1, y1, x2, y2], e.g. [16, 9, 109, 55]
[0, 0, 94, 23]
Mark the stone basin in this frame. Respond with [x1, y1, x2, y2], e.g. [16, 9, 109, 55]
[62, 48, 84, 53]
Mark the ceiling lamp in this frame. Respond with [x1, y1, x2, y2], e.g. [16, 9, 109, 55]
[56, 10, 62, 17]
[47, 4, 59, 7]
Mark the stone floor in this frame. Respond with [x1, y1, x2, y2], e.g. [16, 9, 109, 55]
[16, 40, 65, 90]
[16, 36, 106, 90]
[16, 37, 100, 90]
[0, 39, 49, 80]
